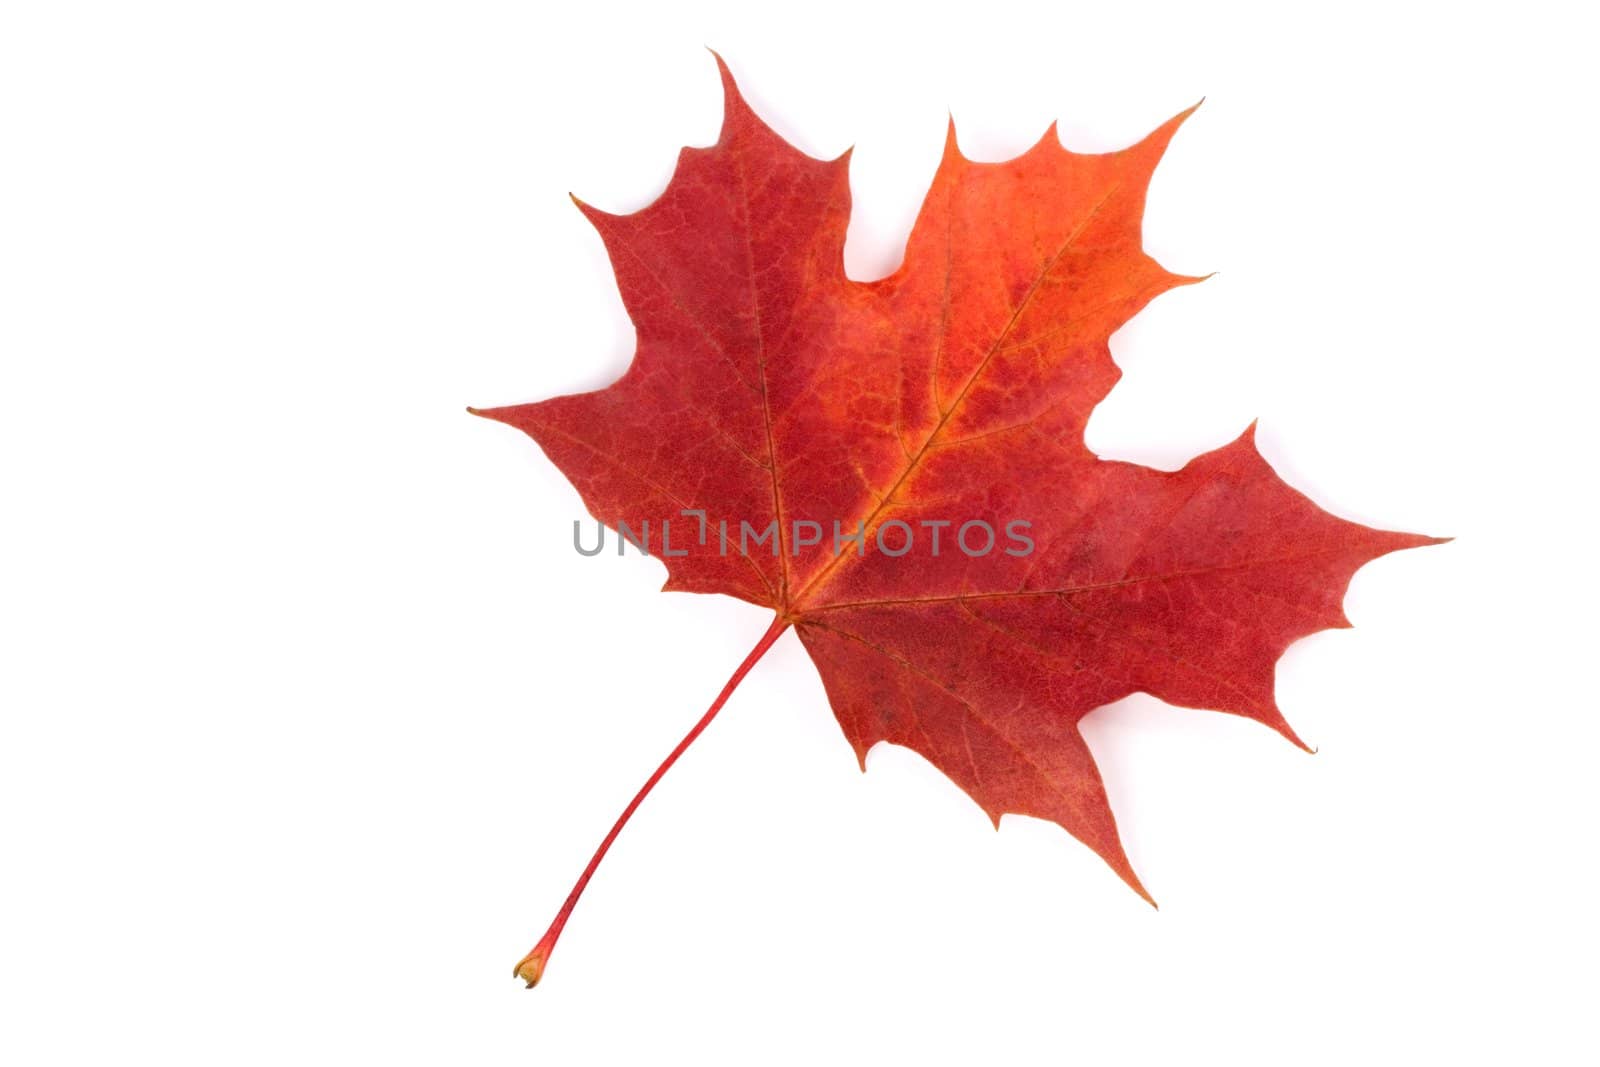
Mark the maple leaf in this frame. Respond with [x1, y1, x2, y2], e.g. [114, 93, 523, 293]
[473, 55, 1443, 987]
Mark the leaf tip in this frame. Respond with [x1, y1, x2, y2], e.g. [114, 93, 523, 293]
[1131, 100, 1204, 166]
[1379, 530, 1454, 558]
[1109, 842, 1158, 908]
[467, 404, 518, 428]
[1257, 694, 1314, 753]
[1281, 721, 1315, 755]
[941, 112, 966, 163]
[708, 48, 755, 139]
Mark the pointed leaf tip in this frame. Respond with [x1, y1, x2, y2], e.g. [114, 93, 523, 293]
[709, 48, 754, 137]
[1131, 100, 1204, 162]
[941, 113, 964, 163]
[1130, 874, 1158, 909]
[568, 191, 604, 219]
[1282, 722, 1315, 754]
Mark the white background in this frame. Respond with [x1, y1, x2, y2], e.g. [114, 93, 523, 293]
[3, 1, 1597, 1064]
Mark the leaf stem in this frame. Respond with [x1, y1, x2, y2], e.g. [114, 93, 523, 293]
[513, 614, 792, 987]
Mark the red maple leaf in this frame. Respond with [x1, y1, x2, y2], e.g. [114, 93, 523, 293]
[473, 56, 1443, 986]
